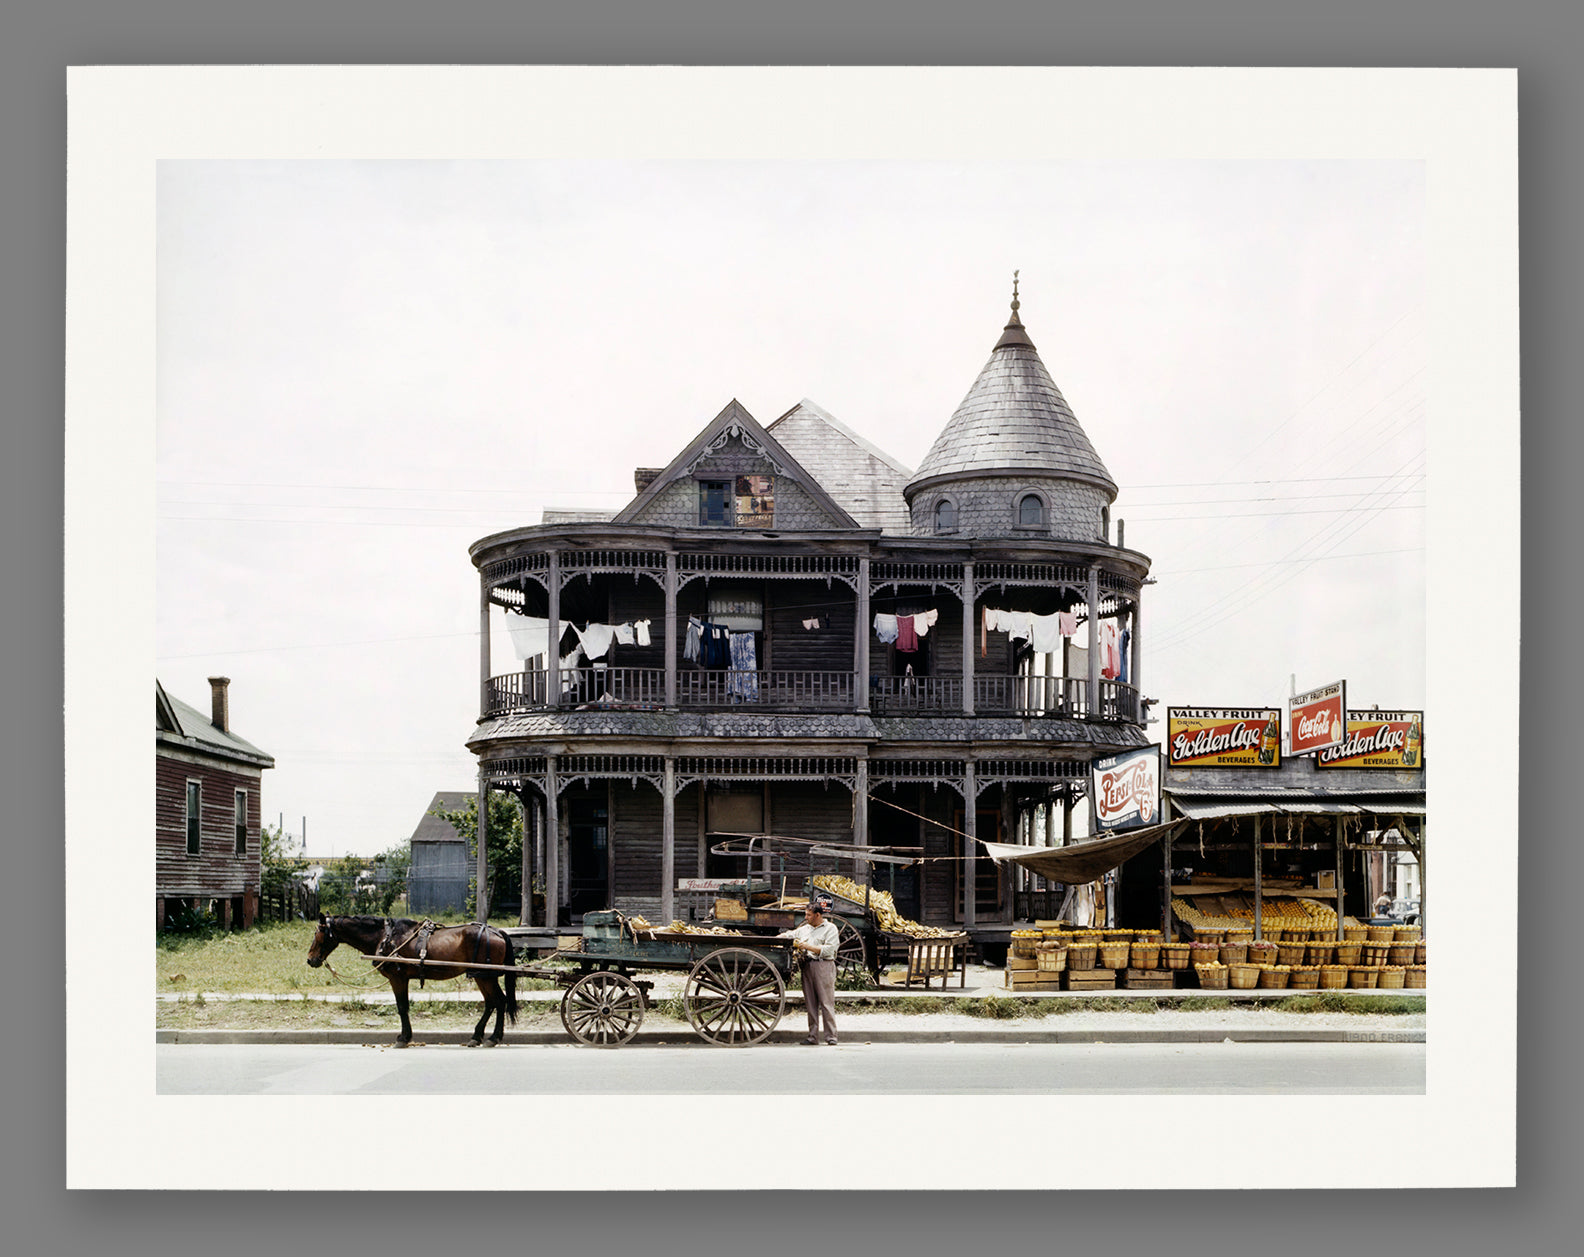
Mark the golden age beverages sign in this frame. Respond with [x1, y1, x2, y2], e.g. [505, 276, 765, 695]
[1167, 708, 1282, 768]
[1316, 710, 1424, 770]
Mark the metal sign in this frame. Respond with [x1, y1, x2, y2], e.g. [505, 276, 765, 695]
[1092, 744, 1162, 832]
[1316, 710, 1424, 770]
[1166, 707, 1283, 768]
[1289, 680, 1346, 756]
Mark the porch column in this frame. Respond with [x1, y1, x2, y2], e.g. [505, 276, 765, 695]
[963, 761, 977, 929]
[479, 574, 492, 718]
[1086, 563, 1101, 719]
[1253, 812, 1263, 940]
[1162, 824, 1173, 939]
[665, 553, 678, 708]
[962, 561, 976, 715]
[475, 775, 490, 923]
[1130, 596, 1143, 721]
[854, 758, 869, 854]
[519, 788, 531, 927]
[856, 557, 870, 714]
[547, 549, 562, 710]
[1417, 816, 1426, 938]
[661, 757, 676, 923]
[545, 756, 560, 929]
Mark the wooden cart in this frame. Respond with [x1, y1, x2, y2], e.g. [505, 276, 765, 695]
[553, 911, 799, 1048]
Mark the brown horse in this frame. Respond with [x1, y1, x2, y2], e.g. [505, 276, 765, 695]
[306, 915, 519, 1048]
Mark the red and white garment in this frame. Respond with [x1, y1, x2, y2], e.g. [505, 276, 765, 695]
[1099, 621, 1121, 680]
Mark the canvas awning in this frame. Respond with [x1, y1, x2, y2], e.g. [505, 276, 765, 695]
[1168, 798, 1425, 821]
[981, 819, 1188, 884]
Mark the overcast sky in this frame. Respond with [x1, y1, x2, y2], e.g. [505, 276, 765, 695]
[156, 159, 1425, 856]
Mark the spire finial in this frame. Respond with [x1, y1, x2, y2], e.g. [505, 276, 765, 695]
[1011, 269, 1020, 317]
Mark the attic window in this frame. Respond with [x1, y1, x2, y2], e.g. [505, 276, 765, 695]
[1019, 494, 1046, 528]
[699, 475, 774, 527]
[934, 499, 957, 532]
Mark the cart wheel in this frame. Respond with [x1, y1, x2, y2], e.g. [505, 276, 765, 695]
[684, 948, 786, 1047]
[561, 970, 646, 1047]
[834, 918, 873, 987]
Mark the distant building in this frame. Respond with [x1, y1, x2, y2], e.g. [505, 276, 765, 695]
[156, 677, 274, 930]
[407, 791, 472, 913]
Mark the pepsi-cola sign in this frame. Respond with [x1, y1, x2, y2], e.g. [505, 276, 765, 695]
[1092, 744, 1162, 832]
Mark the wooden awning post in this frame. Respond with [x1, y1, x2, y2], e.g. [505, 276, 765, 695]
[1334, 815, 1346, 941]
[1252, 812, 1262, 941]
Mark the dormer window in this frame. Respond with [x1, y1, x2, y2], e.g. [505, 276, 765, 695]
[699, 475, 774, 527]
[934, 499, 957, 532]
[1018, 494, 1045, 528]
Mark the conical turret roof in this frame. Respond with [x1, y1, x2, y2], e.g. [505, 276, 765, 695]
[906, 286, 1117, 501]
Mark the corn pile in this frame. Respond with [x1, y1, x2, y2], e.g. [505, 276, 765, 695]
[1173, 895, 1338, 932]
[665, 921, 747, 936]
[810, 874, 958, 938]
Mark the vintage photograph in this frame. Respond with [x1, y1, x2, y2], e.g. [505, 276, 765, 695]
[65, 67, 1514, 1191]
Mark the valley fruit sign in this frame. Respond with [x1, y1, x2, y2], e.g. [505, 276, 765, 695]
[1092, 744, 1161, 832]
[1167, 707, 1283, 768]
[1316, 710, 1424, 770]
[1289, 680, 1346, 756]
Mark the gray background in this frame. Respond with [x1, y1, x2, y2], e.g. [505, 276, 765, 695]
[4, 1, 1576, 1254]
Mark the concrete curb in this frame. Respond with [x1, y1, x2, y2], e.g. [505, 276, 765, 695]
[157, 1027, 1425, 1047]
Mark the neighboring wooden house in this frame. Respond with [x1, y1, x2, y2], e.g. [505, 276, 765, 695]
[408, 792, 471, 913]
[156, 677, 274, 930]
[467, 291, 1153, 947]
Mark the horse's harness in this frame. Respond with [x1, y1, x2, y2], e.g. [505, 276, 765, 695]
[318, 916, 503, 987]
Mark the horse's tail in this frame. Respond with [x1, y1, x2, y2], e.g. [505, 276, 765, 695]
[500, 930, 519, 1025]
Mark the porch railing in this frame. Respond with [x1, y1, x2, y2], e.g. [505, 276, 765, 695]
[484, 668, 1140, 721]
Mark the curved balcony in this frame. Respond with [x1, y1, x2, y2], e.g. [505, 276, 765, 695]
[485, 666, 1140, 721]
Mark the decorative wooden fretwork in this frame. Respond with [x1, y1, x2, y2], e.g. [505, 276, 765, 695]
[482, 551, 551, 590]
[685, 421, 786, 477]
[677, 552, 860, 591]
[480, 756, 549, 787]
[555, 754, 668, 795]
[975, 561, 1091, 594]
[868, 760, 968, 797]
[560, 549, 667, 590]
[673, 756, 858, 793]
[975, 758, 1092, 799]
[868, 560, 966, 598]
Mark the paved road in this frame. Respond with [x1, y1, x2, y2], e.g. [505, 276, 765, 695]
[157, 1040, 1424, 1095]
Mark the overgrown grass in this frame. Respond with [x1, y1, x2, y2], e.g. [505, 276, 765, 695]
[155, 916, 558, 994]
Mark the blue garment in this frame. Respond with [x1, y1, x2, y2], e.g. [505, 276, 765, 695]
[703, 622, 732, 669]
[728, 631, 759, 700]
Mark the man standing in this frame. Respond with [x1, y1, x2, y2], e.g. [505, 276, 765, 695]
[782, 895, 841, 1045]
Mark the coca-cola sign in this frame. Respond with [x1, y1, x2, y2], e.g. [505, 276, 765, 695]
[1167, 707, 1283, 768]
[1092, 744, 1162, 832]
[1289, 680, 1346, 756]
[1317, 710, 1424, 771]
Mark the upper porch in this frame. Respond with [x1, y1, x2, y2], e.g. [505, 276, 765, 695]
[472, 529, 1152, 729]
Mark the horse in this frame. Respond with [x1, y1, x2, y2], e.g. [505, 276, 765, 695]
[306, 915, 519, 1048]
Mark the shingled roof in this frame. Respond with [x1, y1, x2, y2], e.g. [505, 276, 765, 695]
[906, 290, 1117, 500]
[765, 399, 912, 533]
[155, 680, 274, 769]
[410, 791, 472, 844]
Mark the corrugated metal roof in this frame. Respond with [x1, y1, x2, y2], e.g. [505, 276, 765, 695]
[155, 681, 274, 768]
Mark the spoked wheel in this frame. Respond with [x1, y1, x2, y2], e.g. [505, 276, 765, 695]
[834, 918, 874, 988]
[561, 970, 646, 1047]
[684, 948, 786, 1047]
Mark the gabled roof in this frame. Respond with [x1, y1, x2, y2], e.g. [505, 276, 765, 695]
[906, 298, 1117, 500]
[411, 791, 472, 844]
[613, 399, 861, 529]
[766, 400, 913, 534]
[155, 680, 275, 769]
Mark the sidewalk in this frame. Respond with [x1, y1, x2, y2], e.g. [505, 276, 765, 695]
[155, 963, 1426, 1046]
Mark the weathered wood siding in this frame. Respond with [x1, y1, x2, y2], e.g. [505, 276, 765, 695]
[765, 582, 857, 673]
[610, 781, 701, 914]
[155, 752, 264, 909]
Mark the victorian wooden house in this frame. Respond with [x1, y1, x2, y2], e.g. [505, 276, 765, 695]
[466, 293, 1152, 947]
[155, 677, 274, 930]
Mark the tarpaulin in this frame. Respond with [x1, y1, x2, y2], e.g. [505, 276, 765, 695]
[981, 819, 1188, 884]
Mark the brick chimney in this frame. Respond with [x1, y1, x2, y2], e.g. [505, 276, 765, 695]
[634, 467, 663, 494]
[208, 676, 231, 732]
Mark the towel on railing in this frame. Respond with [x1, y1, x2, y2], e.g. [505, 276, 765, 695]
[507, 615, 550, 662]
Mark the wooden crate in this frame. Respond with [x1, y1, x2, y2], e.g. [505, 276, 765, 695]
[1063, 969, 1117, 991]
[1120, 968, 1174, 990]
[713, 897, 748, 922]
[1006, 953, 1038, 971]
